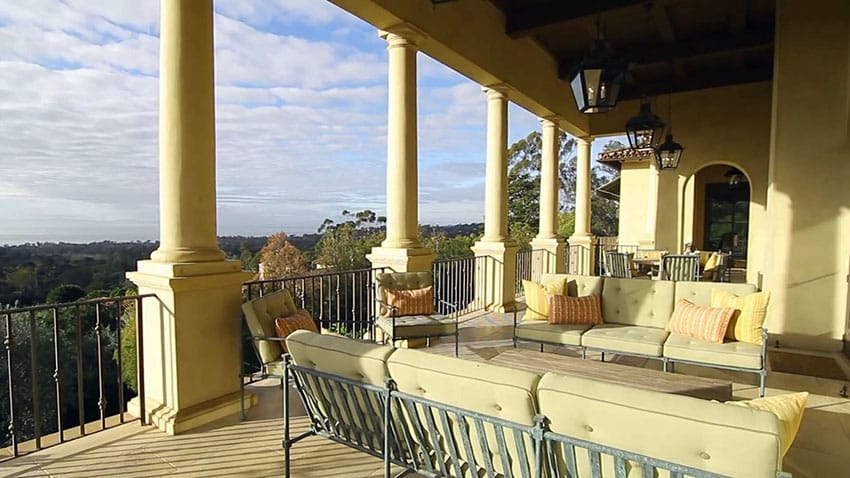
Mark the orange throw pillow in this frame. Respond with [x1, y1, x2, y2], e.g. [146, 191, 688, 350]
[666, 299, 735, 343]
[386, 286, 434, 316]
[274, 310, 318, 351]
[548, 294, 603, 325]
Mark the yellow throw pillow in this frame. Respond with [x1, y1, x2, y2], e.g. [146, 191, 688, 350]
[386, 286, 434, 316]
[711, 289, 771, 344]
[522, 278, 566, 320]
[548, 294, 603, 325]
[726, 392, 808, 456]
[703, 252, 719, 271]
[666, 299, 735, 343]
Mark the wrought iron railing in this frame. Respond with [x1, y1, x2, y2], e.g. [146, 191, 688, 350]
[243, 267, 389, 340]
[432, 256, 487, 316]
[515, 249, 533, 295]
[2, 294, 153, 458]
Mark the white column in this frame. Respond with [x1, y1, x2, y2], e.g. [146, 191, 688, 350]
[531, 117, 566, 275]
[126, 0, 253, 435]
[368, 26, 433, 272]
[568, 136, 596, 274]
[473, 84, 518, 311]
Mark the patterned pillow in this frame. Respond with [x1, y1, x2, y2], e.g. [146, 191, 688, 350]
[548, 294, 603, 325]
[666, 299, 735, 343]
[726, 392, 808, 456]
[710, 289, 771, 344]
[523, 278, 567, 320]
[386, 286, 434, 316]
[274, 310, 318, 352]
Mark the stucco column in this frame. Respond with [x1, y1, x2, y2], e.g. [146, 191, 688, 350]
[639, 159, 660, 250]
[368, 26, 434, 272]
[531, 117, 566, 276]
[567, 136, 596, 275]
[473, 85, 518, 311]
[126, 0, 253, 434]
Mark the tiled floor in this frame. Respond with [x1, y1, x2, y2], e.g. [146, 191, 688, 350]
[2, 311, 849, 477]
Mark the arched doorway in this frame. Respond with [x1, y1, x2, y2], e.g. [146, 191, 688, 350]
[686, 164, 751, 279]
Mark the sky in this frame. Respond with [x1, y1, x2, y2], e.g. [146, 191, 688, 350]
[0, 0, 610, 245]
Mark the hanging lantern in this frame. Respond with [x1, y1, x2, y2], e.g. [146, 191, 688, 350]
[655, 134, 684, 170]
[569, 39, 626, 114]
[624, 99, 665, 149]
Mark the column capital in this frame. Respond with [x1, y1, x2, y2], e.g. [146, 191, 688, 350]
[482, 83, 512, 99]
[379, 23, 426, 47]
[539, 116, 561, 129]
[575, 135, 593, 146]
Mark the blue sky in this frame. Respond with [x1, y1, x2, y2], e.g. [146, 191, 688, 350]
[0, 1, 611, 245]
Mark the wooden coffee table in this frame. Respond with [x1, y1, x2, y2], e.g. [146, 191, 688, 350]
[490, 348, 732, 401]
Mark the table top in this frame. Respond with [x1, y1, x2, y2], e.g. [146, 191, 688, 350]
[489, 348, 732, 401]
[632, 258, 661, 265]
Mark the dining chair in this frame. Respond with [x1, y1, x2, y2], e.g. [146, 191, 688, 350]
[659, 254, 700, 281]
[604, 251, 633, 278]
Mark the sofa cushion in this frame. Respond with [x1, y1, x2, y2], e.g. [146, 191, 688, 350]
[663, 333, 764, 370]
[727, 392, 808, 456]
[376, 314, 455, 339]
[581, 324, 669, 357]
[539, 274, 604, 297]
[548, 294, 603, 325]
[386, 286, 434, 316]
[285, 330, 395, 386]
[515, 321, 591, 346]
[537, 372, 784, 477]
[601, 278, 674, 328]
[242, 289, 298, 364]
[666, 299, 735, 343]
[674, 281, 756, 308]
[523, 277, 566, 320]
[711, 289, 771, 344]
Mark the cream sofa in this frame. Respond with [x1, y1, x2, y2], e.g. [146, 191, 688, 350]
[284, 330, 791, 478]
[514, 274, 769, 395]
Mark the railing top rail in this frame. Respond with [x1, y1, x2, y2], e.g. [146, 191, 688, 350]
[242, 266, 389, 287]
[2, 293, 157, 315]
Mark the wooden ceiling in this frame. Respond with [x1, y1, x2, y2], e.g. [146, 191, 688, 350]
[486, 0, 776, 100]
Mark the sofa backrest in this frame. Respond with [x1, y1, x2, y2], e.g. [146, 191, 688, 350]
[675, 281, 758, 307]
[242, 289, 298, 364]
[541, 273, 604, 297]
[286, 330, 395, 386]
[537, 372, 783, 478]
[601, 277, 675, 328]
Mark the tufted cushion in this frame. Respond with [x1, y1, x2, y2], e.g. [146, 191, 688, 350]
[666, 299, 735, 343]
[581, 324, 669, 357]
[663, 333, 763, 369]
[388, 347, 541, 477]
[711, 289, 771, 344]
[674, 281, 756, 308]
[548, 294, 603, 325]
[241, 289, 298, 364]
[286, 330, 395, 386]
[515, 322, 591, 346]
[375, 314, 456, 339]
[537, 372, 784, 477]
[274, 310, 318, 351]
[386, 286, 434, 316]
[601, 278, 675, 328]
[376, 272, 434, 316]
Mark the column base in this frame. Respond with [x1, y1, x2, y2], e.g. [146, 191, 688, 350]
[472, 240, 519, 312]
[566, 234, 596, 275]
[127, 391, 247, 435]
[530, 237, 567, 276]
[367, 246, 435, 272]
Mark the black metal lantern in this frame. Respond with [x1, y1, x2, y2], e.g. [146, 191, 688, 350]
[625, 99, 665, 149]
[655, 134, 684, 170]
[569, 39, 625, 114]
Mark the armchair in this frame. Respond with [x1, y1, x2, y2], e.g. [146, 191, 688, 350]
[374, 271, 459, 356]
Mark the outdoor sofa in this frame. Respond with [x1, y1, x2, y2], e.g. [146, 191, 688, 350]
[283, 330, 797, 477]
[514, 274, 771, 396]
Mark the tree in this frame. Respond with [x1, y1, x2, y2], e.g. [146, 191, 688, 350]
[258, 232, 308, 279]
[46, 284, 86, 304]
[422, 231, 480, 260]
[314, 210, 386, 270]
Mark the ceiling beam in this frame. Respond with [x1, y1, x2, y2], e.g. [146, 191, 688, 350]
[557, 24, 774, 78]
[506, 0, 648, 38]
[617, 64, 773, 100]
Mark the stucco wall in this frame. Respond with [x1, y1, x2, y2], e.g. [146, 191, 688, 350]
[617, 162, 652, 246]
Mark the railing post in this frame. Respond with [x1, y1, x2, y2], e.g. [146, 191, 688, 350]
[28, 310, 41, 450]
[136, 296, 146, 426]
[4, 311, 17, 457]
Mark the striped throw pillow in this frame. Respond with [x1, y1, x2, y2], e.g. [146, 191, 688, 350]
[274, 310, 318, 352]
[548, 294, 603, 325]
[666, 299, 735, 343]
[386, 286, 434, 316]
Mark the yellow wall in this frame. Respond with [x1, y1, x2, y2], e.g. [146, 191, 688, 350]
[764, 0, 850, 351]
[617, 161, 651, 246]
